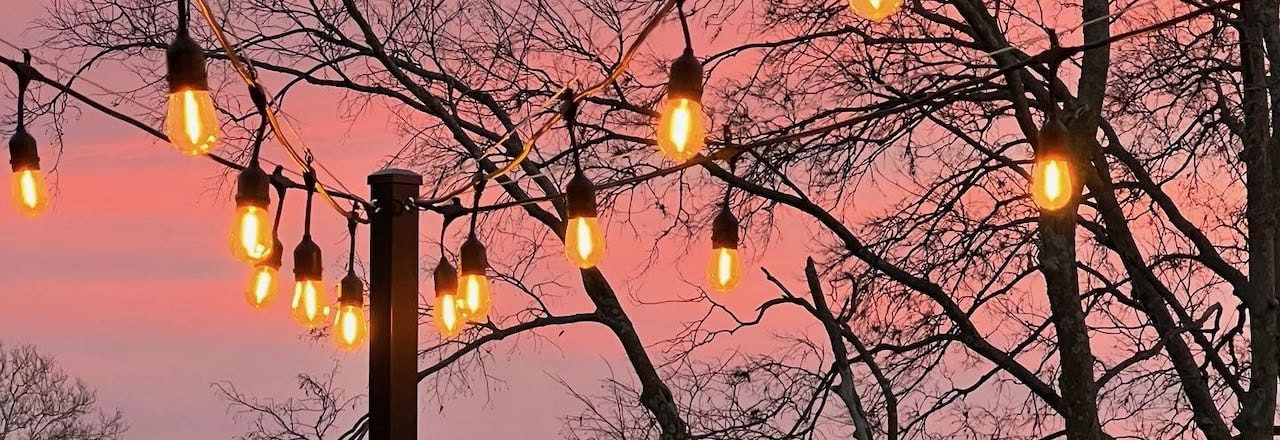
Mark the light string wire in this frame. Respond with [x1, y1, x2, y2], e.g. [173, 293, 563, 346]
[0, 35, 370, 213]
[447, 0, 1239, 216]
[0, 0, 1230, 219]
[421, 0, 1151, 209]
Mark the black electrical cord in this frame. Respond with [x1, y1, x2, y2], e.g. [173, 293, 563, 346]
[346, 210, 358, 273]
[303, 154, 316, 237]
[270, 165, 287, 237]
[15, 50, 29, 130]
[676, 0, 693, 51]
[468, 169, 485, 236]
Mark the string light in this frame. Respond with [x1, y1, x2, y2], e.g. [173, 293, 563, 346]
[333, 215, 367, 350]
[8, 52, 48, 216]
[1030, 117, 1076, 211]
[847, 0, 902, 22]
[707, 206, 742, 292]
[561, 95, 606, 269]
[656, 1, 706, 163]
[433, 258, 464, 338]
[230, 166, 272, 263]
[245, 168, 287, 309]
[457, 235, 491, 323]
[1029, 55, 1078, 212]
[291, 165, 329, 328]
[707, 133, 742, 292]
[165, 0, 219, 156]
[456, 172, 493, 322]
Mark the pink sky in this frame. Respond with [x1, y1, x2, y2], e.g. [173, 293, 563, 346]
[0, 3, 830, 437]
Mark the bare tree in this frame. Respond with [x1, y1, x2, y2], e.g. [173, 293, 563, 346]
[4, 0, 1279, 439]
[0, 342, 125, 440]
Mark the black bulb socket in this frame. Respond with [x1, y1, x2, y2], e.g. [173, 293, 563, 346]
[8, 128, 39, 172]
[711, 207, 740, 250]
[339, 270, 363, 305]
[459, 236, 488, 277]
[235, 163, 271, 209]
[434, 258, 459, 297]
[667, 48, 704, 102]
[167, 30, 209, 93]
[293, 236, 323, 281]
[1037, 118, 1070, 157]
[565, 172, 597, 219]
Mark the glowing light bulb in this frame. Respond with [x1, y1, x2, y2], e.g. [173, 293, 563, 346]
[458, 236, 492, 323]
[657, 98, 707, 163]
[333, 304, 366, 350]
[706, 247, 742, 292]
[230, 205, 273, 262]
[458, 274, 490, 323]
[165, 89, 219, 155]
[245, 264, 278, 309]
[563, 172, 605, 268]
[433, 259, 465, 337]
[565, 216, 606, 268]
[1030, 119, 1076, 212]
[166, 29, 218, 155]
[9, 129, 48, 216]
[657, 49, 706, 163]
[1031, 158, 1074, 211]
[847, 0, 902, 21]
[290, 279, 328, 328]
[706, 206, 742, 292]
[435, 292, 464, 338]
[10, 168, 48, 216]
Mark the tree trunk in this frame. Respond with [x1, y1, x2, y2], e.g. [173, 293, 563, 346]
[1040, 208, 1105, 440]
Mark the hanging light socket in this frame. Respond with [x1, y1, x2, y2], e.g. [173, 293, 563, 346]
[1037, 118, 1069, 157]
[711, 207, 740, 250]
[565, 172, 597, 218]
[8, 128, 39, 172]
[293, 236, 323, 281]
[339, 270, 363, 306]
[434, 258, 459, 296]
[459, 235, 488, 276]
[667, 48, 704, 103]
[166, 31, 209, 94]
[235, 163, 271, 208]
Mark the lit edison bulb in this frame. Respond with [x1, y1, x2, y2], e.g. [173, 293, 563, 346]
[245, 265, 278, 309]
[565, 217, 606, 268]
[165, 89, 219, 155]
[333, 304, 367, 350]
[1030, 119, 1075, 212]
[435, 291, 464, 337]
[11, 169, 48, 216]
[230, 206, 272, 263]
[458, 236, 492, 323]
[564, 172, 605, 268]
[1031, 157, 1074, 211]
[706, 247, 742, 292]
[291, 280, 328, 329]
[847, 0, 902, 21]
[657, 98, 707, 163]
[459, 274, 491, 323]
[657, 49, 706, 163]
[433, 260, 465, 337]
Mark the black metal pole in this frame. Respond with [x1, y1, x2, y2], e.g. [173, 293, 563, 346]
[368, 169, 421, 440]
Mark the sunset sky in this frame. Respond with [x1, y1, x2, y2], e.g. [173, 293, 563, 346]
[0, 2, 828, 438]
